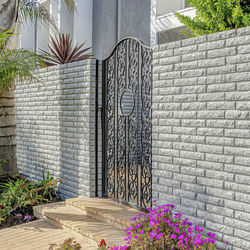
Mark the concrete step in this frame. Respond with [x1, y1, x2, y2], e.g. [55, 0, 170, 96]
[33, 201, 127, 247]
[66, 198, 143, 230]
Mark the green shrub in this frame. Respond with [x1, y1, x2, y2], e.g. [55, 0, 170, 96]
[0, 174, 62, 221]
[176, 0, 250, 37]
[49, 238, 82, 250]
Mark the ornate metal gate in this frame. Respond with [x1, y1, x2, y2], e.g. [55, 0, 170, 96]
[102, 38, 152, 209]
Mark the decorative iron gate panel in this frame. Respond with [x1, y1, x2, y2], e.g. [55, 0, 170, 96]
[102, 38, 152, 209]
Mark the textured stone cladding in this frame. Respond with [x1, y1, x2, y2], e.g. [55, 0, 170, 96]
[15, 59, 96, 199]
[152, 27, 250, 250]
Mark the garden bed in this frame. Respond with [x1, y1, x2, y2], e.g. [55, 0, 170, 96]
[0, 173, 61, 229]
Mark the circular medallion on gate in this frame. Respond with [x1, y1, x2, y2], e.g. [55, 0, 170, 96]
[120, 89, 135, 116]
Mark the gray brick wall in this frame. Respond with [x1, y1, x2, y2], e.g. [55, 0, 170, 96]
[15, 59, 96, 198]
[152, 27, 250, 250]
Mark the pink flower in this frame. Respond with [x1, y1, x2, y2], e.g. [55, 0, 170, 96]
[175, 228, 180, 233]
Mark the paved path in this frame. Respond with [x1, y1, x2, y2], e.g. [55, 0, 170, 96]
[0, 219, 96, 250]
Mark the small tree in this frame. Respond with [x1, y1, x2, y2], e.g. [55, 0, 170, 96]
[176, 0, 250, 37]
[0, 30, 43, 94]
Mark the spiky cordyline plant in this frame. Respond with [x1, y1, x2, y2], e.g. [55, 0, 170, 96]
[41, 33, 92, 66]
[0, 29, 44, 94]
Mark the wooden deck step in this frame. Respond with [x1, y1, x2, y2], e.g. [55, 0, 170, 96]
[66, 198, 143, 230]
[33, 202, 127, 247]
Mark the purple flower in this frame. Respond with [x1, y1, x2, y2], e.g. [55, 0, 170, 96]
[207, 232, 216, 239]
[124, 236, 132, 241]
[130, 216, 137, 221]
[157, 211, 165, 216]
[138, 229, 144, 234]
[17, 213, 23, 219]
[195, 226, 204, 233]
[170, 234, 176, 239]
[175, 228, 180, 233]
[156, 232, 163, 240]
[150, 230, 157, 238]
[164, 219, 170, 224]
[152, 200, 158, 203]
[226, 241, 229, 245]
[136, 223, 141, 229]
[124, 226, 133, 232]
[178, 235, 184, 240]
[24, 215, 31, 221]
[182, 220, 188, 226]
[175, 212, 183, 218]
[120, 246, 128, 250]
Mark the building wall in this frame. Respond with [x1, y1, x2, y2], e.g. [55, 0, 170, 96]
[15, 59, 96, 198]
[93, 0, 151, 60]
[20, 0, 92, 52]
[150, 0, 196, 46]
[152, 27, 250, 250]
[20, 0, 151, 60]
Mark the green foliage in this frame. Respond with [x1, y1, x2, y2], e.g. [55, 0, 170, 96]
[0, 29, 44, 94]
[0, 158, 6, 169]
[39, 170, 54, 186]
[39, 170, 54, 200]
[0, 174, 62, 222]
[176, 0, 250, 37]
[20, 0, 57, 30]
[20, 0, 75, 30]
[49, 238, 82, 250]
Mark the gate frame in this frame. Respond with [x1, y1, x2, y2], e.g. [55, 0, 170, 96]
[98, 37, 153, 210]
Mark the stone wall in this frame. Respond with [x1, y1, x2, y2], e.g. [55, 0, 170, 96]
[15, 59, 96, 198]
[152, 27, 250, 250]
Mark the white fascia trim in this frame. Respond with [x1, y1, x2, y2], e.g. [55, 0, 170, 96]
[156, 7, 196, 20]
[151, 0, 196, 46]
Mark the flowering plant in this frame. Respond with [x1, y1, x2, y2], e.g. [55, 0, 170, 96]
[99, 202, 219, 250]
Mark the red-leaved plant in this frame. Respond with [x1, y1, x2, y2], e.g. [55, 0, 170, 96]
[41, 33, 92, 66]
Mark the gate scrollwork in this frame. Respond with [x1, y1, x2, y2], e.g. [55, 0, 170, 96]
[103, 38, 152, 209]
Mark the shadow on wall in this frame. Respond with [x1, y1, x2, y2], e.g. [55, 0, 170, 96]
[15, 60, 96, 199]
